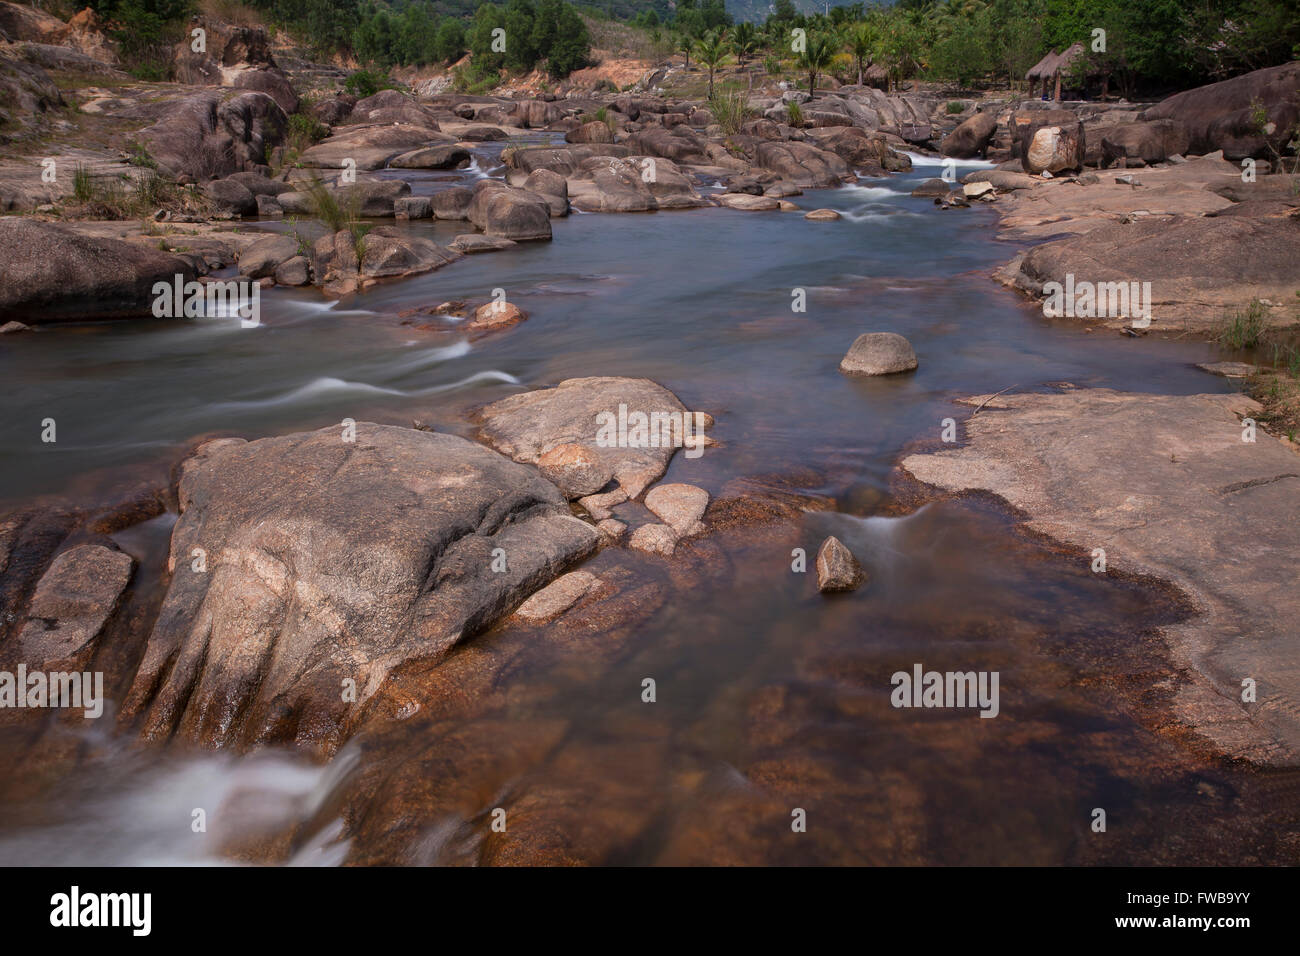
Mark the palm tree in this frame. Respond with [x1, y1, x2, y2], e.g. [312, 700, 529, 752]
[695, 30, 732, 99]
[798, 32, 836, 97]
[731, 21, 759, 65]
[677, 31, 691, 69]
[847, 22, 877, 87]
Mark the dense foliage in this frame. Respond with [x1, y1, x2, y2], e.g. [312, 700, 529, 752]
[79, 0, 1300, 94]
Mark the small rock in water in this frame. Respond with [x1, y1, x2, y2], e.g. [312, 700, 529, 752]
[816, 535, 864, 593]
[629, 523, 678, 556]
[839, 332, 918, 376]
[911, 178, 951, 199]
[0, 321, 32, 334]
[804, 208, 841, 221]
[538, 443, 612, 498]
[962, 181, 995, 199]
[644, 483, 709, 536]
[469, 300, 527, 332]
[1196, 361, 1256, 378]
[1115, 174, 1142, 186]
[579, 488, 628, 521]
[512, 570, 599, 624]
[596, 518, 627, 540]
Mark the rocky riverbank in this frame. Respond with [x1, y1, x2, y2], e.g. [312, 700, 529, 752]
[2, 4, 1299, 862]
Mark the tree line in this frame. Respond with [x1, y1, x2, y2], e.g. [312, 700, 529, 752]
[626, 0, 1299, 96]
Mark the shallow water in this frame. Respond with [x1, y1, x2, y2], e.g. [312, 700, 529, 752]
[3, 152, 1286, 866]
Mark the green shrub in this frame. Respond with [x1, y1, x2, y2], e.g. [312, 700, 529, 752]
[947, 100, 966, 114]
[343, 69, 393, 99]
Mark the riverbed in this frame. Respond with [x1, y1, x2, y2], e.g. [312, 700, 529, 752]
[4, 149, 1292, 866]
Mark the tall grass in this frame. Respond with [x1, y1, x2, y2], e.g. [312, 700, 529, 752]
[1217, 299, 1269, 350]
[709, 87, 753, 135]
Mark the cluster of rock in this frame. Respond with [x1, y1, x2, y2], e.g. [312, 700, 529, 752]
[0, 376, 721, 754]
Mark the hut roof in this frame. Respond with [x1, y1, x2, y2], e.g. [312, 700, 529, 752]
[1055, 42, 1087, 73]
[865, 62, 889, 81]
[1026, 50, 1060, 81]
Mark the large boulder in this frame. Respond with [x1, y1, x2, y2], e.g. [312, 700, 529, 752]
[346, 88, 443, 128]
[171, 16, 297, 113]
[754, 140, 851, 187]
[568, 159, 657, 213]
[432, 185, 474, 220]
[476, 377, 708, 500]
[941, 111, 999, 159]
[623, 126, 710, 164]
[1012, 214, 1300, 332]
[1100, 119, 1191, 167]
[0, 51, 63, 141]
[567, 120, 614, 144]
[806, 126, 909, 172]
[1140, 62, 1300, 158]
[139, 90, 287, 182]
[238, 234, 300, 278]
[298, 123, 451, 170]
[506, 143, 628, 177]
[467, 181, 552, 240]
[513, 98, 564, 129]
[1024, 123, 1085, 174]
[312, 226, 458, 295]
[388, 144, 472, 169]
[523, 168, 569, 216]
[0, 219, 196, 323]
[203, 177, 256, 216]
[120, 425, 600, 754]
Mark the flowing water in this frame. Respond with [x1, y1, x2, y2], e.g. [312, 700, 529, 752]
[3, 147, 1292, 866]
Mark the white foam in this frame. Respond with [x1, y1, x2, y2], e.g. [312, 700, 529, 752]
[900, 150, 999, 169]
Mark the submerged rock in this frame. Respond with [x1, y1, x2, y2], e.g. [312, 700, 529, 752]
[902, 388, 1300, 765]
[644, 483, 708, 537]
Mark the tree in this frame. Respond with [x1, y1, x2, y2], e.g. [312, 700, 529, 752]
[798, 31, 835, 95]
[694, 29, 731, 97]
[731, 20, 759, 65]
[846, 21, 876, 85]
[434, 17, 466, 64]
[468, 3, 507, 73]
[502, 0, 539, 73]
[546, 2, 589, 78]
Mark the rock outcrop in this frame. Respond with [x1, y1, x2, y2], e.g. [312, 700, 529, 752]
[122, 425, 601, 754]
[476, 377, 707, 499]
[0, 219, 196, 322]
[903, 389, 1300, 766]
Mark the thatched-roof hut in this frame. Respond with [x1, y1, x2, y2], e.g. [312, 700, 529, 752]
[1026, 51, 1060, 83]
[1055, 42, 1086, 74]
[864, 61, 888, 90]
[1026, 43, 1088, 99]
